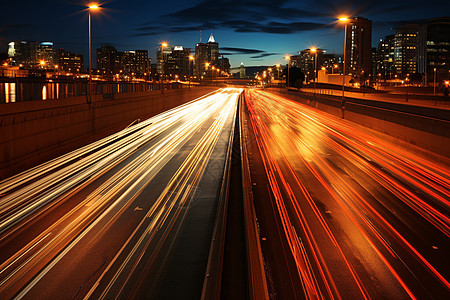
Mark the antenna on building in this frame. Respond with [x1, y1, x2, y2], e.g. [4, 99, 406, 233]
[200, 30, 202, 43]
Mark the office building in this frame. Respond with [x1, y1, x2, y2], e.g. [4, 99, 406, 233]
[195, 33, 219, 77]
[166, 46, 191, 77]
[97, 45, 151, 77]
[376, 34, 395, 77]
[57, 49, 84, 73]
[394, 24, 418, 76]
[417, 17, 450, 84]
[344, 17, 372, 78]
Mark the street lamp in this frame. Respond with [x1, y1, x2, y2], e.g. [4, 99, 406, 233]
[88, 4, 100, 100]
[284, 55, 290, 88]
[434, 67, 437, 95]
[189, 55, 194, 89]
[310, 47, 318, 96]
[338, 16, 351, 119]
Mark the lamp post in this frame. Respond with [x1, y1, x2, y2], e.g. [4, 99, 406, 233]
[189, 55, 194, 90]
[88, 4, 99, 100]
[160, 42, 168, 92]
[284, 55, 290, 88]
[405, 74, 410, 102]
[311, 48, 317, 96]
[339, 17, 351, 119]
[433, 67, 437, 95]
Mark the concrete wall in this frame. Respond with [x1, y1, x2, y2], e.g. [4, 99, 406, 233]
[268, 88, 450, 160]
[0, 87, 218, 179]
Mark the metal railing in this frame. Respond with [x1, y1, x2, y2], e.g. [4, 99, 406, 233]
[0, 78, 186, 103]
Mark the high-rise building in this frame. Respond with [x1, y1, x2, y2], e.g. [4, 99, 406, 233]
[394, 24, 418, 76]
[344, 17, 372, 78]
[157, 43, 173, 76]
[166, 46, 191, 77]
[97, 45, 151, 77]
[376, 34, 395, 77]
[417, 17, 450, 85]
[195, 33, 219, 77]
[57, 49, 84, 73]
[36, 42, 56, 67]
[8, 40, 38, 68]
[218, 55, 230, 74]
[97, 45, 118, 74]
[135, 50, 151, 76]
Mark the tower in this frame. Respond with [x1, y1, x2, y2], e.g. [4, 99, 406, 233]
[344, 17, 372, 79]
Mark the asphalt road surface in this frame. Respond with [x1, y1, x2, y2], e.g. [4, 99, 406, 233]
[0, 88, 240, 299]
[242, 88, 449, 299]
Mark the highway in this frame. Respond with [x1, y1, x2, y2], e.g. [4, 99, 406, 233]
[242, 89, 450, 299]
[0, 88, 240, 299]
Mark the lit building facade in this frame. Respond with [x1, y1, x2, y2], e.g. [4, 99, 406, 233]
[376, 34, 395, 77]
[57, 49, 84, 73]
[8, 40, 57, 68]
[97, 45, 151, 77]
[195, 33, 219, 77]
[344, 17, 372, 78]
[394, 24, 418, 76]
[417, 17, 450, 84]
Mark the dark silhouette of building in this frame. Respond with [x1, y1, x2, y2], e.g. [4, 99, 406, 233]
[195, 33, 219, 77]
[166, 46, 191, 78]
[97, 45, 150, 77]
[218, 56, 230, 74]
[57, 49, 84, 73]
[8, 40, 57, 68]
[417, 17, 450, 85]
[394, 24, 418, 76]
[345, 17, 372, 79]
[376, 34, 395, 77]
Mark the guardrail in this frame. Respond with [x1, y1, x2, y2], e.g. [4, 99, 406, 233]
[239, 92, 270, 299]
[0, 78, 186, 103]
[201, 93, 239, 299]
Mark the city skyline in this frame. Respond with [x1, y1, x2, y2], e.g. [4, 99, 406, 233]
[1, 0, 449, 68]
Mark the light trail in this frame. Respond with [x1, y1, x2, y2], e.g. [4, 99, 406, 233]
[0, 88, 241, 299]
[244, 89, 450, 299]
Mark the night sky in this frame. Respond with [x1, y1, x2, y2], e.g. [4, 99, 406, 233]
[1, 0, 449, 68]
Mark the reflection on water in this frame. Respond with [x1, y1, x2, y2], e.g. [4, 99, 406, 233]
[1, 81, 176, 103]
[4, 83, 16, 103]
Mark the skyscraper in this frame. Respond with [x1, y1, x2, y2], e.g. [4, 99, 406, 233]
[417, 17, 450, 85]
[57, 49, 84, 73]
[376, 34, 395, 77]
[394, 24, 418, 76]
[195, 33, 219, 77]
[344, 17, 372, 79]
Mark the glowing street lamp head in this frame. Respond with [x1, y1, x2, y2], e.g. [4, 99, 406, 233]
[310, 47, 317, 53]
[161, 42, 168, 47]
[89, 3, 99, 10]
[40, 60, 45, 66]
[276, 64, 280, 68]
[189, 55, 194, 60]
[339, 16, 349, 22]
[284, 55, 290, 60]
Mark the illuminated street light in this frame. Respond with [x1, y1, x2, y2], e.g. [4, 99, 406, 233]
[434, 67, 437, 95]
[338, 16, 352, 119]
[284, 55, 291, 88]
[189, 55, 194, 89]
[276, 64, 281, 82]
[88, 3, 100, 102]
[310, 47, 318, 96]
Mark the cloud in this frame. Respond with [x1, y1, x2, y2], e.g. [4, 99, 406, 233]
[250, 53, 280, 59]
[132, 0, 450, 41]
[220, 47, 265, 54]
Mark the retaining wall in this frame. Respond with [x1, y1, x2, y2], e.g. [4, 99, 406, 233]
[0, 87, 218, 179]
[267, 88, 450, 160]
